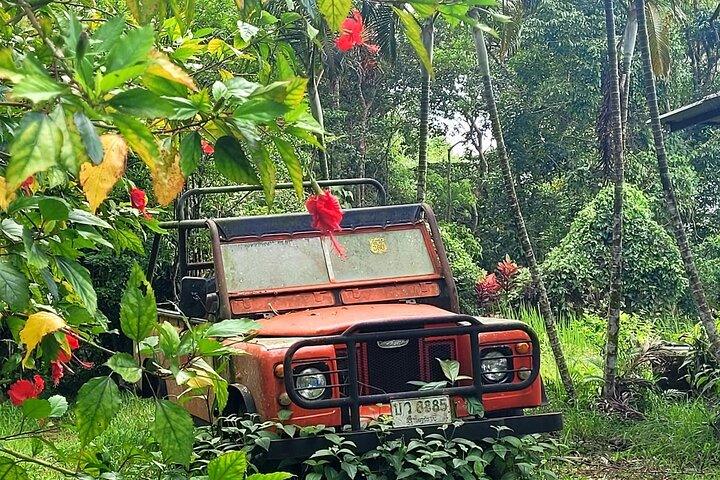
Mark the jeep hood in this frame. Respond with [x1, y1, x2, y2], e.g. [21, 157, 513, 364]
[256, 303, 455, 337]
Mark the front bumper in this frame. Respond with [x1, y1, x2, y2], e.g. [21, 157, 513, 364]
[261, 412, 563, 460]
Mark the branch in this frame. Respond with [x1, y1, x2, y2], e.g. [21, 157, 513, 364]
[0, 446, 78, 477]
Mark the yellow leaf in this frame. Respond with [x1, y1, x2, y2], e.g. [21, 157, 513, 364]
[151, 146, 185, 206]
[79, 134, 128, 212]
[20, 311, 66, 367]
[147, 50, 197, 92]
[219, 69, 233, 81]
[0, 176, 16, 211]
[207, 38, 225, 56]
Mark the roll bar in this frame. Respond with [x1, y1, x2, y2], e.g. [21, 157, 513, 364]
[147, 178, 387, 284]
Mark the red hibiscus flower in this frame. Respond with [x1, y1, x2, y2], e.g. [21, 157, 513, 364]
[496, 256, 518, 280]
[201, 139, 215, 155]
[51, 333, 91, 386]
[7, 375, 45, 406]
[20, 176, 34, 196]
[336, 9, 379, 54]
[130, 187, 151, 219]
[306, 190, 347, 259]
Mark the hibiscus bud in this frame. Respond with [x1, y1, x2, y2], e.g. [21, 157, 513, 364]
[201, 139, 215, 155]
[130, 187, 151, 219]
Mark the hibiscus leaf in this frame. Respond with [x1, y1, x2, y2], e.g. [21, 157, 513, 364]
[119, 263, 157, 342]
[0, 456, 29, 480]
[48, 395, 69, 417]
[317, 0, 352, 31]
[273, 138, 304, 201]
[179, 131, 201, 176]
[214, 136, 260, 185]
[56, 257, 97, 315]
[0, 259, 29, 311]
[106, 352, 142, 384]
[154, 399, 194, 466]
[251, 144, 276, 206]
[21, 399, 52, 420]
[6, 112, 62, 191]
[207, 451, 248, 480]
[75, 377, 122, 445]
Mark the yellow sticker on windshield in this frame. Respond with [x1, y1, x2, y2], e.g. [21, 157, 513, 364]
[369, 237, 387, 254]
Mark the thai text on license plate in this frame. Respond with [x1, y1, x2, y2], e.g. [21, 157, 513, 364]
[390, 395, 453, 428]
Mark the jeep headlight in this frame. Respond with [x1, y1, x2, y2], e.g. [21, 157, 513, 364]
[295, 367, 328, 400]
[481, 350, 511, 383]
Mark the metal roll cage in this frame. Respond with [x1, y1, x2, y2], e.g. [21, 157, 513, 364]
[146, 178, 387, 283]
[282, 315, 541, 431]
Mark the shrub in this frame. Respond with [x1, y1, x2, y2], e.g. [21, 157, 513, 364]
[440, 222, 485, 315]
[542, 185, 687, 314]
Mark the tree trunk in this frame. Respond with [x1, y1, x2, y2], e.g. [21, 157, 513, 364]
[602, 0, 625, 400]
[619, 5, 638, 138]
[635, 0, 720, 364]
[471, 13, 575, 399]
[416, 21, 434, 202]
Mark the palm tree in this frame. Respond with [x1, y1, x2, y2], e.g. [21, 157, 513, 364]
[471, 10, 575, 398]
[602, 0, 626, 399]
[416, 17, 436, 202]
[635, 0, 720, 364]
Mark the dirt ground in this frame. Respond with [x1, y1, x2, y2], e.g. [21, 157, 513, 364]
[555, 455, 720, 480]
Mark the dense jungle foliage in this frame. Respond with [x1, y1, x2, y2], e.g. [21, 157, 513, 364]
[3, 0, 720, 478]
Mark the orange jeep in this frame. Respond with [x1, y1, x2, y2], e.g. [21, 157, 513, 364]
[145, 179, 561, 458]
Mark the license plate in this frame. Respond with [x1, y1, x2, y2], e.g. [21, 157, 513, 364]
[390, 395, 453, 428]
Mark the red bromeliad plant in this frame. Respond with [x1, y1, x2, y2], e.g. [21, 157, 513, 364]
[476, 255, 522, 310]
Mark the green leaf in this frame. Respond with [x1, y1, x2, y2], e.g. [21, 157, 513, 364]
[39, 197, 70, 221]
[50, 106, 89, 175]
[99, 64, 148, 93]
[252, 144, 276, 205]
[214, 136, 260, 185]
[0, 259, 29, 310]
[21, 399, 52, 419]
[225, 77, 259, 99]
[112, 113, 159, 170]
[180, 132, 202, 176]
[158, 321, 181, 358]
[154, 399, 194, 466]
[108, 88, 174, 118]
[0, 456, 29, 480]
[205, 318, 259, 338]
[119, 263, 157, 342]
[233, 98, 289, 123]
[23, 229, 49, 270]
[92, 16, 126, 55]
[6, 112, 61, 191]
[393, 8, 433, 77]
[75, 377, 122, 445]
[208, 451, 248, 480]
[68, 209, 112, 228]
[273, 138, 304, 200]
[73, 112, 104, 165]
[106, 352, 142, 383]
[11, 58, 66, 103]
[106, 25, 154, 72]
[48, 394, 69, 417]
[438, 358, 460, 383]
[317, 0, 352, 31]
[246, 473, 294, 480]
[57, 258, 97, 315]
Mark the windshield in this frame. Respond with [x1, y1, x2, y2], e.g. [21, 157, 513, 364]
[220, 226, 437, 294]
